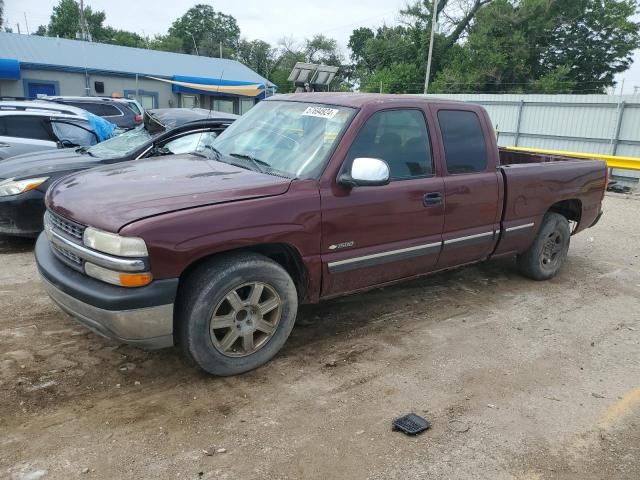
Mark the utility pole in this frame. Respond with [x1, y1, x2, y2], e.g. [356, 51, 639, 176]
[424, 0, 438, 94]
[633, 86, 639, 96]
[23, 13, 30, 34]
[79, 0, 89, 41]
[220, 41, 223, 58]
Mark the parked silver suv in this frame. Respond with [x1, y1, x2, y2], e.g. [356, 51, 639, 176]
[0, 100, 104, 159]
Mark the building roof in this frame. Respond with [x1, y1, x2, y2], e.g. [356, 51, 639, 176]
[0, 32, 273, 87]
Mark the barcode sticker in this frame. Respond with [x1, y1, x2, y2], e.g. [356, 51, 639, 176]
[302, 106, 339, 119]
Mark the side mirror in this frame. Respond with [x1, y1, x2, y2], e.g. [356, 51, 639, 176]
[339, 157, 390, 188]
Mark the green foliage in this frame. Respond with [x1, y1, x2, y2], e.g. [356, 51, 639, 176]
[102, 28, 147, 48]
[146, 34, 183, 53]
[38, 0, 107, 40]
[168, 4, 240, 57]
[431, 0, 640, 93]
[236, 39, 277, 78]
[362, 63, 424, 93]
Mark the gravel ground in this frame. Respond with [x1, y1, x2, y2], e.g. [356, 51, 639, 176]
[0, 194, 639, 480]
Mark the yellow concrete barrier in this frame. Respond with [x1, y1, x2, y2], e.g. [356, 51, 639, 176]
[504, 146, 640, 171]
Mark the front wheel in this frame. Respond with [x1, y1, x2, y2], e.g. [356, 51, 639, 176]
[176, 252, 298, 376]
[517, 212, 570, 280]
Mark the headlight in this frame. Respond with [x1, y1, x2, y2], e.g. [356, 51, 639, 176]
[83, 227, 148, 257]
[0, 177, 49, 197]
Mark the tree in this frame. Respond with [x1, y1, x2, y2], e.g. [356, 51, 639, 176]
[347, 0, 494, 93]
[236, 39, 277, 78]
[37, 0, 108, 41]
[148, 34, 184, 53]
[168, 4, 240, 57]
[0, 0, 4, 30]
[102, 28, 147, 48]
[431, 0, 640, 93]
[362, 63, 425, 93]
[349, 25, 423, 92]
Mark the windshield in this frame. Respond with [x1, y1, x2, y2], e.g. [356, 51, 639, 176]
[87, 126, 153, 158]
[211, 100, 356, 179]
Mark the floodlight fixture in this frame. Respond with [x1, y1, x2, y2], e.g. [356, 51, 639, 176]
[288, 62, 339, 92]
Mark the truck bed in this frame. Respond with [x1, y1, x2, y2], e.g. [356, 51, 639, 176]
[498, 147, 586, 165]
[494, 147, 607, 257]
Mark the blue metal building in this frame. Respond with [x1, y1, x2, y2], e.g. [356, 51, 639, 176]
[0, 32, 275, 114]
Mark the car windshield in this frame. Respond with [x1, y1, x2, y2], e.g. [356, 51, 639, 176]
[211, 100, 356, 179]
[87, 126, 153, 158]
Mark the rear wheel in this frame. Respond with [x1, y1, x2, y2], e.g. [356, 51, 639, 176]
[517, 212, 570, 280]
[176, 252, 298, 376]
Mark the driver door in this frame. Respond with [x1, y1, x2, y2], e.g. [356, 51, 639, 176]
[320, 108, 445, 297]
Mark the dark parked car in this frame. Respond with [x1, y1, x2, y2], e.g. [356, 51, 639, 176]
[42, 96, 142, 129]
[0, 108, 236, 236]
[35, 94, 606, 375]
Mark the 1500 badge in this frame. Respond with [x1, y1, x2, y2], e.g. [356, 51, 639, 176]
[328, 241, 355, 250]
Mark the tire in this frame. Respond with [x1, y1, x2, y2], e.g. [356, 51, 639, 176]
[517, 212, 571, 281]
[176, 252, 298, 376]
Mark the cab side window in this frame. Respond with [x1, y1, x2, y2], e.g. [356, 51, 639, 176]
[437, 110, 488, 174]
[346, 109, 433, 179]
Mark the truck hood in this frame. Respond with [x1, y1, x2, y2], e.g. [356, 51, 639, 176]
[0, 148, 104, 181]
[46, 154, 292, 232]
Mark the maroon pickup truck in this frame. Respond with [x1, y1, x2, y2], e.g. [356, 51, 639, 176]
[35, 93, 606, 375]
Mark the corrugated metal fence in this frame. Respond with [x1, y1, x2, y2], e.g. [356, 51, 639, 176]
[425, 93, 640, 178]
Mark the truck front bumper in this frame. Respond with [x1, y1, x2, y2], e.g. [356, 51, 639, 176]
[35, 233, 178, 349]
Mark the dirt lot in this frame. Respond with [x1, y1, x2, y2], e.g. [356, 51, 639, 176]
[1, 194, 639, 480]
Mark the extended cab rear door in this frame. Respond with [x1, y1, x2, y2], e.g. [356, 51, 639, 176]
[319, 106, 445, 297]
[430, 106, 502, 269]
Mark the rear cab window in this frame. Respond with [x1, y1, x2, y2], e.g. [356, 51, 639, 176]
[437, 110, 487, 174]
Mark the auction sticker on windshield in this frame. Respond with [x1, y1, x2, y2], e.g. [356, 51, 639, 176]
[302, 106, 339, 119]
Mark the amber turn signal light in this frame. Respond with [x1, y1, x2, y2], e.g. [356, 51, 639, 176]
[118, 272, 153, 287]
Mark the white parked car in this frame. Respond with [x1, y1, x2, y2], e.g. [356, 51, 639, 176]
[0, 100, 107, 160]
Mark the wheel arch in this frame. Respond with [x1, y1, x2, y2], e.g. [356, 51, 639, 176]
[547, 199, 582, 233]
[177, 243, 310, 303]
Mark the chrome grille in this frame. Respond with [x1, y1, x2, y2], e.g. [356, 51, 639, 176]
[51, 241, 83, 267]
[45, 211, 85, 241]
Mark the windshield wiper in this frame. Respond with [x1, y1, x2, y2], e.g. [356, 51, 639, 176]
[75, 146, 95, 157]
[228, 152, 271, 173]
[191, 145, 223, 161]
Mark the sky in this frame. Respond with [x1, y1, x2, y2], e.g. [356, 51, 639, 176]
[4, 0, 640, 94]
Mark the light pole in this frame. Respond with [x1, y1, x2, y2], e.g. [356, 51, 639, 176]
[424, 0, 438, 94]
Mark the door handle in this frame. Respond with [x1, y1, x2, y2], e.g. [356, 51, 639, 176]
[423, 192, 442, 206]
